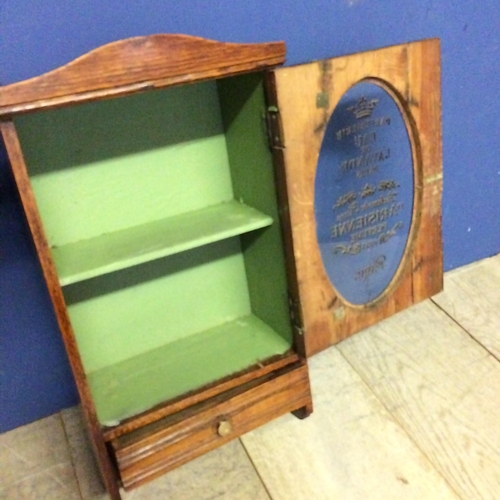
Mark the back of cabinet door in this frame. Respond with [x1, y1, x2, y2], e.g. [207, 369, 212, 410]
[265, 39, 442, 356]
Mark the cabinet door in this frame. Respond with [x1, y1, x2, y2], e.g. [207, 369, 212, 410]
[267, 39, 442, 356]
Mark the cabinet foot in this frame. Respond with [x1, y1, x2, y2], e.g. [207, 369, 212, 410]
[292, 402, 313, 420]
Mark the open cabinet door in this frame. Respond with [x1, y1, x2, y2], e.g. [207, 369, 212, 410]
[266, 39, 442, 356]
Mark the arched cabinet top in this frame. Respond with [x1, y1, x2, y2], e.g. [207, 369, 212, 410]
[0, 34, 286, 116]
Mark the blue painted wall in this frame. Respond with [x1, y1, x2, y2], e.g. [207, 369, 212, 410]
[1, 0, 499, 431]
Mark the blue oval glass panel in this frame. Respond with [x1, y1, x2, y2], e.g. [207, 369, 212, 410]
[314, 81, 414, 305]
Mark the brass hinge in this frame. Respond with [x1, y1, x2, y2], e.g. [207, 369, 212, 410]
[265, 105, 285, 150]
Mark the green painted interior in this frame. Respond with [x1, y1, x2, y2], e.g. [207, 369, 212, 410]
[15, 82, 233, 247]
[15, 76, 294, 424]
[64, 238, 252, 373]
[53, 200, 272, 285]
[219, 74, 293, 345]
[88, 313, 290, 425]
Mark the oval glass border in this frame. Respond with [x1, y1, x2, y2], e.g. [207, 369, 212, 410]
[313, 78, 421, 308]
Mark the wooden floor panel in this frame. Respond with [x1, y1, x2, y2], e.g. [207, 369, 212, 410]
[241, 346, 459, 500]
[433, 254, 500, 359]
[338, 299, 500, 500]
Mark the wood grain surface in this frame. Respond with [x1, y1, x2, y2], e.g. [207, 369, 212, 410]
[242, 346, 459, 500]
[338, 300, 500, 499]
[112, 362, 311, 490]
[0, 34, 285, 115]
[61, 407, 272, 500]
[268, 39, 442, 355]
[433, 254, 500, 359]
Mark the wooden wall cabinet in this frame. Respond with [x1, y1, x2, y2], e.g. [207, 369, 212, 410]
[0, 34, 441, 499]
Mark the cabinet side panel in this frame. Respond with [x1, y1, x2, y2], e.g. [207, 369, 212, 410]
[0, 121, 122, 500]
[218, 74, 293, 345]
[14, 81, 233, 247]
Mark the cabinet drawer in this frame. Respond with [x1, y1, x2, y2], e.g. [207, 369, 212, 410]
[111, 361, 311, 490]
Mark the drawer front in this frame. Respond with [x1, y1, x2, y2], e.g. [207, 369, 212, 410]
[112, 361, 311, 490]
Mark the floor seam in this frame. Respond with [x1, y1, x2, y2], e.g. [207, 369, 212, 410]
[334, 343, 465, 500]
[59, 410, 85, 500]
[238, 437, 275, 500]
[430, 298, 500, 363]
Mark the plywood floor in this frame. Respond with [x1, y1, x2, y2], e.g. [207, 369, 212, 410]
[2, 254, 500, 499]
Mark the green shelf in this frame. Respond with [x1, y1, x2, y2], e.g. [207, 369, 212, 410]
[87, 314, 291, 426]
[53, 200, 272, 286]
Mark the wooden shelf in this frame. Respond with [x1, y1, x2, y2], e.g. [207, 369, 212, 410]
[87, 314, 291, 426]
[53, 200, 272, 286]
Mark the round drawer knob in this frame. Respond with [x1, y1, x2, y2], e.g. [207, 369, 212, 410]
[217, 420, 232, 437]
